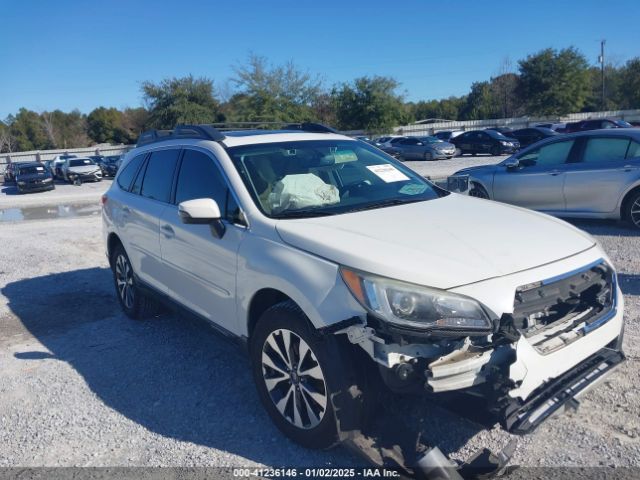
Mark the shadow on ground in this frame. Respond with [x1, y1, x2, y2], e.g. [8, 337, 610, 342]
[2, 267, 488, 471]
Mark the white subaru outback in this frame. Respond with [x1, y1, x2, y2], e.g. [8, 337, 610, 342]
[102, 123, 625, 451]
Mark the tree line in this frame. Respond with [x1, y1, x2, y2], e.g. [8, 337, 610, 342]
[2, 47, 639, 153]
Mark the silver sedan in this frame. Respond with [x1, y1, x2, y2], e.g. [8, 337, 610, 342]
[451, 129, 640, 229]
[390, 136, 456, 161]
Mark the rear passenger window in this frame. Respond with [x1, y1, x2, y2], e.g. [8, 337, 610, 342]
[626, 141, 640, 159]
[175, 149, 228, 213]
[140, 149, 180, 203]
[583, 138, 630, 163]
[116, 154, 145, 191]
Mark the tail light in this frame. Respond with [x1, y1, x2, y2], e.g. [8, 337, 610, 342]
[101, 194, 108, 206]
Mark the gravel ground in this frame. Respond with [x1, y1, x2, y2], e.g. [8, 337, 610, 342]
[0, 170, 638, 474]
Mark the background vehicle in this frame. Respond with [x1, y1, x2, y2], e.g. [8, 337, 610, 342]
[509, 127, 559, 148]
[101, 156, 121, 177]
[565, 118, 634, 133]
[451, 130, 520, 156]
[377, 136, 407, 155]
[390, 136, 456, 160]
[535, 122, 566, 132]
[61, 157, 102, 183]
[433, 130, 463, 142]
[15, 162, 55, 193]
[50, 154, 78, 178]
[452, 129, 640, 228]
[485, 126, 517, 138]
[103, 123, 625, 453]
[3, 162, 31, 183]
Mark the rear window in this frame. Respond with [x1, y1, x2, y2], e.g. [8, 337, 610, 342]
[116, 154, 146, 191]
[140, 149, 180, 203]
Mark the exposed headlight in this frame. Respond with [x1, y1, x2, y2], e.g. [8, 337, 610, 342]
[17, 181, 26, 186]
[340, 267, 493, 335]
[500, 141, 509, 146]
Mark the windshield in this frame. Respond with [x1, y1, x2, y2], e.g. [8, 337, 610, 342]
[69, 159, 95, 167]
[615, 120, 632, 128]
[18, 165, 46, 175]
[419, 136, 442, 143]
[227, 140, 447, 219]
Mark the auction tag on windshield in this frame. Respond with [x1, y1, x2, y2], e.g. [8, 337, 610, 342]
[367, 164, 410, 183]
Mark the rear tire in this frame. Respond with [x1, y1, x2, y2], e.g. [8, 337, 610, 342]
[622, 190, 640, 230]
[250, 301, 371, 449]
[111, 244, 157, 320]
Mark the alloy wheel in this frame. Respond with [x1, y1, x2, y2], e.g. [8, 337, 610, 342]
[631, 198, 640, 228]
[115, 254, 134, 309]
[261, 329, 328, 429]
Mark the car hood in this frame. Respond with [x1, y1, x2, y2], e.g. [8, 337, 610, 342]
[433, 141, 455, 149]
[67, 165, 99, 173]
[275, 194, 595, 289]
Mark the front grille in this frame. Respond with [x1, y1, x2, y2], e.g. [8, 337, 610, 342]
[512, 260, 615, 354]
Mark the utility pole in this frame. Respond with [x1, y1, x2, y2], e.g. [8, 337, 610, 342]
[599, 39, 606, 110]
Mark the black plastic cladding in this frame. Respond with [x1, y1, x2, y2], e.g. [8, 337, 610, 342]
[136, 122, 337, 147]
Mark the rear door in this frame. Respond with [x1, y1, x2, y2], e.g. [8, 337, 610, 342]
[492, 139, 578, 211]
[118, 148, 180, 293]
[563, 136, 640, 214]
[159, 147, 247, 335]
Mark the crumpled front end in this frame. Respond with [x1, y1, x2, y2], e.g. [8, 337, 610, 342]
[338, 253, 625, 434]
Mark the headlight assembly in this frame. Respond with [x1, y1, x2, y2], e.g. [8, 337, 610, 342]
[340, 267, 493, 335]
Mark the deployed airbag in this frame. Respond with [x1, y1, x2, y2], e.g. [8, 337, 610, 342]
[271, 173, 339, 212]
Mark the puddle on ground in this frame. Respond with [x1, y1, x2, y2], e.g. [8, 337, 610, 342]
[0, 203, 101, 222]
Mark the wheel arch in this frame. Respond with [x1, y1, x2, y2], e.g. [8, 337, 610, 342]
[247, 288, 298, 339]
[620, 182, 640, 220]
[106, 232, 124, 266]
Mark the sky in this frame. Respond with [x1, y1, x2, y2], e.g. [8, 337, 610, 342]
[2, 0, 639, 118]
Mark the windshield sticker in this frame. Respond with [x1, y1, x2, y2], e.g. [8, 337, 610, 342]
[36, 166, 44, 171]
[399, 183, 427, 195]
[366, 164, 410, 183]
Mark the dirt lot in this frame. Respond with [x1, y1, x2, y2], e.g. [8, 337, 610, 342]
[0, 160, 639, 473]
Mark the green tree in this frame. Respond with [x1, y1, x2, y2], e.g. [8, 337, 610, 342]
[8, 109, 51, 151]
[460, 81, 498, 120]
[87, 107, 129, 144]
[618, 58, 640, 109]
[517, 47, 591, 116]
[142, 75, 221, 129]
[121, 107, 149, 140]
[332, 76, 405, 132]
[230, 54, 322, 122]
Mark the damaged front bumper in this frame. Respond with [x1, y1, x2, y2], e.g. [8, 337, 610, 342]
[338, 258, 626, 435]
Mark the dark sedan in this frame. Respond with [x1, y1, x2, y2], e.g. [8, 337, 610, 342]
[565, 118, 634, 133]
[15, 162, 55, 193]
[4, 162, 32, 183]
[451, 130, 520, 156]
[509, 127, 559, 148]
[101, 155, 121, 177]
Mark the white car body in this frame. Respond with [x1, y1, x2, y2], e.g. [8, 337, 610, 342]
[61, 157, 102, 182]
[103, 129, 624, 438]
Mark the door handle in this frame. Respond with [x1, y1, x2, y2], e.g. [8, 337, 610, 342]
[161, 224, 175, 237]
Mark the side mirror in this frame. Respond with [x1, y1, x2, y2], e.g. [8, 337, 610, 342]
[178, 198, 226, 238]
[504, 158, 520, 170]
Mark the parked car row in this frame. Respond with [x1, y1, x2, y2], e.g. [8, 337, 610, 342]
[2, 154, 123, 194]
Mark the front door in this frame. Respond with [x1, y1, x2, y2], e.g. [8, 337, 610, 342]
[493, 139, 578, 211]
[159, 148, 246, 335]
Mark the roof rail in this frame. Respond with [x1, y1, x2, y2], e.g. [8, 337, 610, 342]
[136, 124, 226, 147]
[210, 121, 338, 133]
[136, 122, 338, 146]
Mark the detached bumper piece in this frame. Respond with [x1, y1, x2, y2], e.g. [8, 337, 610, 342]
[501, 346, 624, 434]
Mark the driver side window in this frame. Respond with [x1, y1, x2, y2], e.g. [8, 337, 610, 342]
[517, 140, 575, 167]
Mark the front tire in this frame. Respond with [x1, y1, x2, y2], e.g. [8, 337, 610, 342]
[469, 182, 490, 199]
[111, 244, 157, 319]
[250, 301, 369, 449]
[623, 190, 640, 230]
[424, 152, 433, 161]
